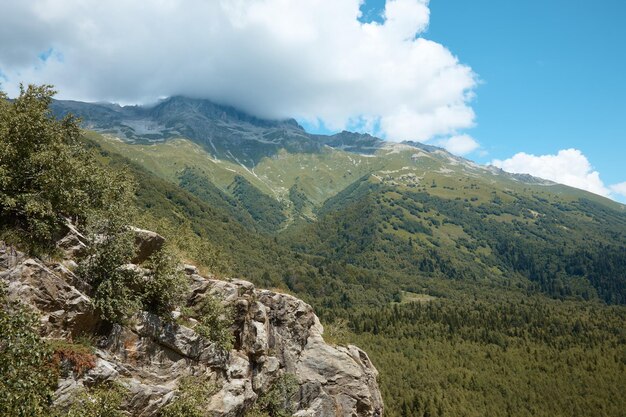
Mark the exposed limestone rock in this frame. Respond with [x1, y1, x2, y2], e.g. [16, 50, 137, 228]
[56, 221, 89, 258]
[0, 237, 383, 416]
[0, 241, 24, 269]
[0, 248, 98, 338]
[130, 227, 165, 264]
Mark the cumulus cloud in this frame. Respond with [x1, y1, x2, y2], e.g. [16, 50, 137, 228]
[0, 0, 477, 142]
[435, 134, 479, 156]
[610, 182, 626, 199]
[490, 149, 614, 197]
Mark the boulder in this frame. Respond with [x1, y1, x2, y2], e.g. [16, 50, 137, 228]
[130, 227, 165, 264]
[56, 222, 89, 258]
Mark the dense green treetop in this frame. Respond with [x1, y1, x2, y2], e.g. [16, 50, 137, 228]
[0, 85, 134, 254]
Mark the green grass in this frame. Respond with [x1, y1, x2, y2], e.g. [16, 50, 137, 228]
[399, 291, 437, 304]
[84, 129, 626, 417]
[90, 130, 624, 233]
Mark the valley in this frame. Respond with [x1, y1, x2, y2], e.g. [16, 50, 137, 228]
[51, 97, 626, 416]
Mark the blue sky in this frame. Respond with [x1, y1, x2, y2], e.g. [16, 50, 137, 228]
[2, 0, 624, 201]
[356, 0, 626, 200]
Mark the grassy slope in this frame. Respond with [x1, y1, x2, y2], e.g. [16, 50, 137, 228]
[91, 131, 623, 212]
[86, 136, 313, 283]
[91, 129, 626, 305]
[87, 131, 626, 417]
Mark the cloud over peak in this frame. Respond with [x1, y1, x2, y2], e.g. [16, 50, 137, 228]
[435, 134, 480, 156]
[491, 148, 626, 201]
[0, 0, 477, 143]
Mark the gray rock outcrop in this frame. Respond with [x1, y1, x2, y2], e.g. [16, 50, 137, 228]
[0, 233, 383, 416]
[130, 227, 166, 264]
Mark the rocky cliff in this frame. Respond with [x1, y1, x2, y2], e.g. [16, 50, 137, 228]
[0, 229, 383, 416]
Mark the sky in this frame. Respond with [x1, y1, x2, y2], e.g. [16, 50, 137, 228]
[0, 0, 624, 202]
[358, 0, 626, 203]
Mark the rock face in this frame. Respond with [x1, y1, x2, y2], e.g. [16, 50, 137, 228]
[0, 234, 383, 416]
[130, 227, 166, 264]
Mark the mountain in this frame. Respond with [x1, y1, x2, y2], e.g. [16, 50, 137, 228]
[52, 97, 383, 167]
[1, 89, 385, 416]
[52, 96, 622, 201]
[54, 96, 626, 304]
[51, 96, 626, 416]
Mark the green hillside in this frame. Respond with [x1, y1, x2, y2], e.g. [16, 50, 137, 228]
[290, 177, 626, 303]
[88, 126, 626, 305]
[50, 98, 626, 417]
[83, 131, 626, 417]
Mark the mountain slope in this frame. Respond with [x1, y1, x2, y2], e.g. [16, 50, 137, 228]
[52, 97, 626, 416]
[54, 97, 320, 166]
[65, 97, 626, 306]
[5, 89, 626, 417]
[288, 176, 626, 303]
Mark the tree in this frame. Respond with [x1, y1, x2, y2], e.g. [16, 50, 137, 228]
[142, 245, 188, 318]
[0, 84, 134, 254]
[77, 211, 141, 324]
[0, 283, 56, 416]
[194, 293, 234, 351]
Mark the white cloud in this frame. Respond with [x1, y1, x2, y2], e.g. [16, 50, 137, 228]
[610, 182, 626, 198]
[0, 0, 477, 142]
[491, 148, 613, 197]
[435, 134, 479, 156]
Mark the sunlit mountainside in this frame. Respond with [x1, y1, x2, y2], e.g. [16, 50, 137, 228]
[49, 96, 626, 416]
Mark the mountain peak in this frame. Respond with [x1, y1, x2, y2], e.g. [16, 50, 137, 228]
[52, 97, 393, 165]
[151, 96, 305, 131]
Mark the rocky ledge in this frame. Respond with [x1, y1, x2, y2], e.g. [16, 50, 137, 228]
[0, 230, 383, 416]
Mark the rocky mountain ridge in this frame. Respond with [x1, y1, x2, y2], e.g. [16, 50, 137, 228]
[0, 226, 383, 416]
[51, 97, 393, 166]
[54, 96, 623, 216]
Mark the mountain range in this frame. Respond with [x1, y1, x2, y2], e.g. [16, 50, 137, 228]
[52, 96, 626, 302]
[50, 96, 626, 416]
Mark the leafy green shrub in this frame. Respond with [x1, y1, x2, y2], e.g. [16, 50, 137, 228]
[80, 231, 190, 323]
[142, 246, 189, 318]
[0, 283, 56, 416]
[194, 294, 234, 351]
[0, 85, 134, 255]
[159, 376, 216, 417]
[246, 373, 298, 417]
[54, 383, 128, 417]
[78, 221, 142, 324]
